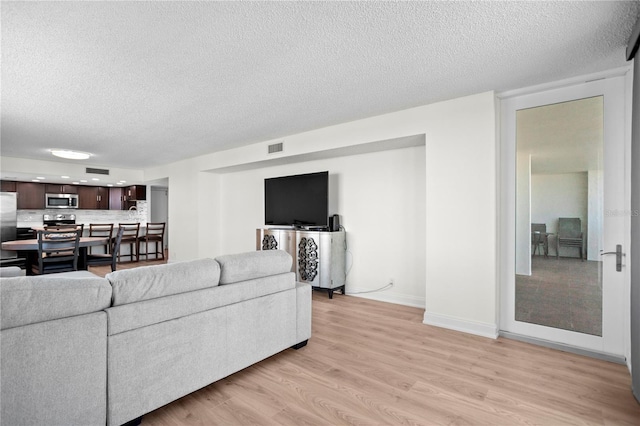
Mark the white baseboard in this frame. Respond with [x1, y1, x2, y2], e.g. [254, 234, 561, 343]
[346, 287, 425, 309]
[422, 312, 499, 339]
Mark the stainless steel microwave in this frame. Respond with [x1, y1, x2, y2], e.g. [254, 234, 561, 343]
[45, 193, 79, 209]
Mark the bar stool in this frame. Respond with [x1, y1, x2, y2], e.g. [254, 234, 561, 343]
[87, 227, 125, 272]
[117, 223, 140, 263]
[88, 223, 113, 255]
[141, 222, 166, 260]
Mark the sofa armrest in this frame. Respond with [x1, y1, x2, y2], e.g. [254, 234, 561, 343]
[295, 282, 312, 344]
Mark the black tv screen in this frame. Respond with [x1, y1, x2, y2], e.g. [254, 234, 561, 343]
[265, 171, 328, 227]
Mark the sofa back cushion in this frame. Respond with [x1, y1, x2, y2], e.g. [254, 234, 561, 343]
[215, 250, 292, 285]
[107, 258, 220, 306]
[0, 266, 25, 277]
[105, 272, 296, 336]
[1, 271, 112, 330]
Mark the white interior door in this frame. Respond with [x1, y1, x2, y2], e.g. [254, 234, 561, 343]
[500, 73, 630, 357]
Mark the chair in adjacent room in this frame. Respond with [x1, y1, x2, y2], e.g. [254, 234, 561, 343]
[556, 217, 584, 260]
[140, 222, 166, 260]
[88, 223, 114, 255]
[31, 229, 81, 275]
[531, 223, 549, 257]
[117, 223, 140, 263]
[86, 227, 124, 272]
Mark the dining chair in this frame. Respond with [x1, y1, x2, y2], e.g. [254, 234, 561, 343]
[556, 217, 584, 260]
[31, 229, 81, 275]
[140, 222, 166, 260]
[531, 223, 549, 257]
[117, 223, 140, 262]
[86, 227, 124, 272]
[88, 223, 114, 255]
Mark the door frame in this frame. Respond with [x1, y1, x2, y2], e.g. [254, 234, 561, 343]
[497, 67, 633, 360]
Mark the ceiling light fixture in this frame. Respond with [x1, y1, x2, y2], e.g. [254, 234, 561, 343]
[61, 175, 70, 179]
[50, 149, 92, 160]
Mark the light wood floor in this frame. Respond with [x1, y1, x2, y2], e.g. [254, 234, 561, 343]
[92, 259, 640, 425]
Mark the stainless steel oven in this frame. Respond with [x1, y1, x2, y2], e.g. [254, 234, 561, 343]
[43, 213, 76, 226]
[45, 193, 79, 209]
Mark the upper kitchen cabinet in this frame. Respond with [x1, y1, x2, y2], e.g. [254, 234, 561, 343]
[16, 182, 45, 209]
[109, 187, 124, 210]
[97, 187, 109, 209]
[1, 180, 17, 192]
[124, 185, 146, 201]
[45, 184, 78, 194]
[78, 186, 109, 210]
[123, 185, 146, 210]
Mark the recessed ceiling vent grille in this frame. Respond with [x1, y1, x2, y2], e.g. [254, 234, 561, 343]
[268, 142, 283, 154]
[86, 167, 110, 175]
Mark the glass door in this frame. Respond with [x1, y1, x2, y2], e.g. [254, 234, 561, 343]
[500, 75, 628, 356]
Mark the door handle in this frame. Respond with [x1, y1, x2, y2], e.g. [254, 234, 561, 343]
[600, 244, 624, 272]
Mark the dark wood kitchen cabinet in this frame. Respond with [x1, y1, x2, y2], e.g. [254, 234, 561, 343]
[45, 184, 78, 194]
[78, 186, 109, 210]
[16, 182, 45, 209]
[109, 187, 124, 210]
[96, 187, 109, 209]
[1, 180, 17, 192]
[123, 185, 146, 210]
[124, 185, 146, 201]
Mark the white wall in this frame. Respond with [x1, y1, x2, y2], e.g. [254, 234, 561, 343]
[422, 93, 497, 338]
[217, 147, 426, 307]
[146, 91, 497, 338]
[150, 187, 169, 249]
[531, 172, 588, 258]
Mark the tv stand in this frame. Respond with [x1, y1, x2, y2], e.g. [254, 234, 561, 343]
[256, 228, 346, 299]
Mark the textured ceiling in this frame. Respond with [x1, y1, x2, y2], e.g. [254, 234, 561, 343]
[1, 1, 639, 170]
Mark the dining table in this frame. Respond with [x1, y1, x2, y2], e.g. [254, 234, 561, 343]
[1, 237, 109, 275]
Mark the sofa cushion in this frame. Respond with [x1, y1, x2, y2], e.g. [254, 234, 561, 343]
[215, 250, 292, 285]
[107, 258, 220, 306]
[0, 266, 25, 277]
[0, 272, 112, 330]
[106, 272, 296, 335]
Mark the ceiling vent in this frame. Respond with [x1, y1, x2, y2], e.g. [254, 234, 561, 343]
[85, 167, 110, 175]
[268, 142, 283, 154]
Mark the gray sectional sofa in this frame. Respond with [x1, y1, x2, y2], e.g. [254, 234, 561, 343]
[0, 250, 311, 426]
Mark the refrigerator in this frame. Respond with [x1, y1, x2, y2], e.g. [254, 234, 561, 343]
[1, 192, 18, 260]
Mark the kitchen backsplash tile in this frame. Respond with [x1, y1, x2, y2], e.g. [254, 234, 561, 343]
[18, 201, 148, 227]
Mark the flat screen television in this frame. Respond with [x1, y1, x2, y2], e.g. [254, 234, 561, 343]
[264, 171, 328, 228]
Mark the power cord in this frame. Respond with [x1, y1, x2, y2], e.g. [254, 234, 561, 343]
[349, 281, 394, 295]
[338, 224, 393, 293]
[339, 224, 353, 276]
